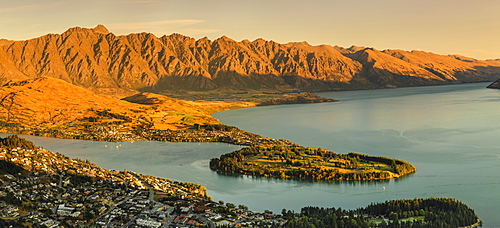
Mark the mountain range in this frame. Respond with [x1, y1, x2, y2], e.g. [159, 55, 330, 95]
[1, 25, 499, 94]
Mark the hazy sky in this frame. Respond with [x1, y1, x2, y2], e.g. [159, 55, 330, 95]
[1, 0, 499, 59]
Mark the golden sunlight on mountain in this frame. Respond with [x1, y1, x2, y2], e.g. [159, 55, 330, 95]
[0, 77, 254, 133]
[1, 25, 500, 94]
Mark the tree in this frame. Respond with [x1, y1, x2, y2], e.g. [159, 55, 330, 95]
[389, 212, 399, 221]
[0, 135, 36, 150]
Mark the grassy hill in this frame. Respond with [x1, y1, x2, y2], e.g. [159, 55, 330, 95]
[0, 77, 253, 133]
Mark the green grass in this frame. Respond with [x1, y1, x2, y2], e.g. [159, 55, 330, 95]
[369, 218, 387, 224]
[400, 216, 425, 222]
[247, 152, 396, 175]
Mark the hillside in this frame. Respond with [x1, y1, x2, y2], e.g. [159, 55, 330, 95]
[0, 77, 252, 134]
[1, 25, 499, 96]
[487, 78, 500, 89]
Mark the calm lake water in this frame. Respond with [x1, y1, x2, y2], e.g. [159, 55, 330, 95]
[5, 82, 500, 227]
[214, 82, 500, 227]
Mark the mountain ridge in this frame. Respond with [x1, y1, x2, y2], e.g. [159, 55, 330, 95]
[1, 25, 499, 95]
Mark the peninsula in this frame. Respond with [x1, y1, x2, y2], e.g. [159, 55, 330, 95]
[209, 145, 416, 181]
[487, 78, 500, 89]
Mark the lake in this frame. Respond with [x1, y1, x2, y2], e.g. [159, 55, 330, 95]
[6, 82, 500, 227]
[214, 82, 500, 227]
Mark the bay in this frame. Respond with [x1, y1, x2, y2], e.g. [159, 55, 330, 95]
[4, 82, 500, 227]
[0, 134, 244, 198]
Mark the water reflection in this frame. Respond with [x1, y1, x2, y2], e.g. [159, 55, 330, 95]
[214, 172, 395, 186]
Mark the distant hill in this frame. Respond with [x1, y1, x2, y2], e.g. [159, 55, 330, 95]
[487, 78, 500, 89]
[0, 77, 251, 132]
[1, 25, 499, 94]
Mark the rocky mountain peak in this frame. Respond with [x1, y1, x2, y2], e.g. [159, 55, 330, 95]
[93, 24, 110, 34]
[215, 36, 236, 43]
[0, 39, 14, 47]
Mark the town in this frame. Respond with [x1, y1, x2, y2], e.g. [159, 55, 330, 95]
[0, 135, 287, 227]
[19, 124, 292, 147]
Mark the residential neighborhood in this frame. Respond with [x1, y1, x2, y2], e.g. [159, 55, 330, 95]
[20, 124, 293, 147]
[0, 136, 287, 227]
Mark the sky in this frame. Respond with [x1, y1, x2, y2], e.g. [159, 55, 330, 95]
[1, 0, 499, 60]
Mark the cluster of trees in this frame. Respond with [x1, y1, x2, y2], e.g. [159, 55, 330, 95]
[210, 145, 416, 181]
[0, 192, 23, 206]
[364, 198, 479, 227]
[90, 108, 132, 122]
[68, 173, 98, 186]
[348, 153, 416, 176]
[0, 219, 25, 227]
[0, 134, 36, 150]
[0, 160, 25, 175]
[279, 198, 479, 228]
